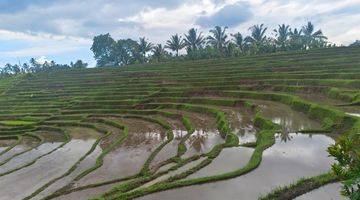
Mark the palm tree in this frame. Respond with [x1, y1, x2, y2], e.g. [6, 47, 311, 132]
[231, 32, 247, 53]
[301, 22, 327, 49]
[138, 37, 153, 63]
[289, 28, 303, 50]
[246, 24, 268, 46]
[152, 44, 166, 62]
[274, 24, 291, 50]
[165, 34, 184, 57]
[207, 26, 229, 56]
[183, 28, 205, 52]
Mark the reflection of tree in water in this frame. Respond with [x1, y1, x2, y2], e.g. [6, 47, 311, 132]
[278, 130, 293, 143]
[187, 130, 208, 152]
[112, 130, 165, 149]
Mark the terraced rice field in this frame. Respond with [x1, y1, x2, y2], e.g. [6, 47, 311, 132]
[0, 47, 359, 200]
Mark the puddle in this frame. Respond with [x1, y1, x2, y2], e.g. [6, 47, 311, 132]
[0, 135, 39, 163]
[140, 133, 335, 200]
[157, 162, 177, 173]
[223, 108, 256, 144]
[150, 130, 189, 169]
[0, 142, 62, 173]
[75, 118, 165, 187]
[33, 145, 102, 200]
[139, 157, 207, 189]
[150, 140, 180, 168]
[54, 183, 118, 200]
[0, 139, 96, 200]
[186, 147, 253, 179]
[295, 182, 345, 200]
[253, 100, 322, 131]
[182, 129, 224, 158]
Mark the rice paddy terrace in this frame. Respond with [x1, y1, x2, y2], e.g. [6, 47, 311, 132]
[0, 47, 359, 200]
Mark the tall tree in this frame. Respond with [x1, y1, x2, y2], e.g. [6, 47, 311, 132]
[29, 58, 42, 72]
[274, 24, 291, 51]
[112, 39, 138, 66]
[90, 33, 115, 66]
[231, 32, 247, 53]
[152, 44, 166, 62]
[71, 60, 88, 69]
[165, 34, 184, 57]
[137, 37, 153, 63]
[207, 26, 229, 56]
[183, 28, 205, 53]
[289, 28, 303, 50]
[301, 22, 327, 49]
[349, 40, 360, 47]
[246, 24, 268, 46]
[21, 63, 30, 73]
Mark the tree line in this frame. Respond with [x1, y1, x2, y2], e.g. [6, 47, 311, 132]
[0, 59, 88, 76]
[91, 22, 335, 67]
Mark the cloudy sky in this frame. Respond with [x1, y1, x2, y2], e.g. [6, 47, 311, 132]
[0, 0, 359, 67]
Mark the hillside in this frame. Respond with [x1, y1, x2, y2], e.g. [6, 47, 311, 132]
[0, 47, 359, 200]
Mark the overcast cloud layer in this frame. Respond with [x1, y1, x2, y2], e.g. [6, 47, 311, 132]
[0, 0, 359, 66]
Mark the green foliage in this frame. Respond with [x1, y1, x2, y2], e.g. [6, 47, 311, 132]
[349, 40, 360, 47]
[328, 135, 360, 199]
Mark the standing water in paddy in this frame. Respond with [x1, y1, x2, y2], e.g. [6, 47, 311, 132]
[140, 101, 336, 200]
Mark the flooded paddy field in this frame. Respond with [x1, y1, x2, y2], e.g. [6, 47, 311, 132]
[0, 100, 346, 200]
[140, 132, 335, 200]
[139, 101, 336, 200]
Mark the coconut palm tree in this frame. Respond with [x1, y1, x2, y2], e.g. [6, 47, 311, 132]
[152, 44, 166, 62]
[183, 28, 205, 52]
[274, 24, 291, 50]
[137, 37, 153, 63]
[231, 32, 247, 53]
[165, 34, 184, 57]
[246, 24, 268, 46]
[289, 28, 303, 50]
[301, 22, 327, 49]
[207, 26, 229, 55]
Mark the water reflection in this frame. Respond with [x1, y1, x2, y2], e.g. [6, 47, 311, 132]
[0, 142, 62, 173]
[187, 147, 253, 179]
[226, 110, 256, 144]
[140, 158, 207, 189]
[295, 182, 345, 200]
[183, 130, 224, 158]
[75, 118, 166, 187]
[0, 139, 96, 200]
[140, 133, 335, 200]
[254, 100, 322, 132]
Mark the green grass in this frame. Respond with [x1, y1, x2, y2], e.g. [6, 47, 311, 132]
[0, 120, 36, 126]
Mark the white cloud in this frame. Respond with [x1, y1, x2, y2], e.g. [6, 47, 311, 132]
[0, 29, 91, 57]
[0, 0, 359, 65]
[35, 56, 50, 64]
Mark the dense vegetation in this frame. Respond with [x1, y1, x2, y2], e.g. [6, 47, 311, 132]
[0, 46, 359, 200]
[0, 59, 88, 76]
[90, 22, 334, 66]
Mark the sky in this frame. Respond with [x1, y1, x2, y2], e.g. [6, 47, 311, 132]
[0, 0, 359, 67]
